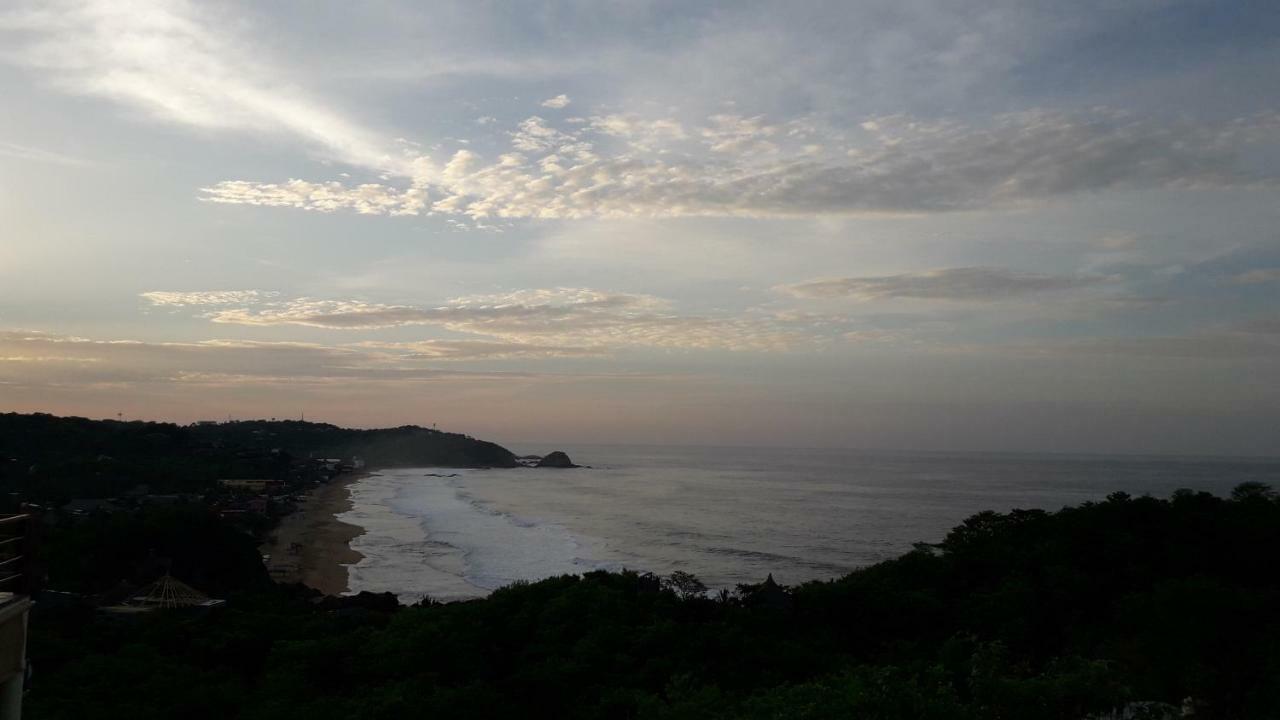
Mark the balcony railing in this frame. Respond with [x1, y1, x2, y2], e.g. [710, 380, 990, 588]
[0, 514, 35, 600]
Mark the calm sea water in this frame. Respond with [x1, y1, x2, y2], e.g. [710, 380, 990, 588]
[339, 445, 1280, 603]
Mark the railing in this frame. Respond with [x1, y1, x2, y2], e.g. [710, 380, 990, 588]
[0, 514, 35, 598]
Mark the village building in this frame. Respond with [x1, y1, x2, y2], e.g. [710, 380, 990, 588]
[217, 478, 284, 493]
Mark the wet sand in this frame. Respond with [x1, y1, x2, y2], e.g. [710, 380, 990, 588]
[260, 473, 368, 595]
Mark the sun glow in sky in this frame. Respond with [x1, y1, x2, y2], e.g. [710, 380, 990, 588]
[2, 1, 1279, 454]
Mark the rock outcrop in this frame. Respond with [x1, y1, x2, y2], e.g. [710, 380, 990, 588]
[535, 451, 579, 468]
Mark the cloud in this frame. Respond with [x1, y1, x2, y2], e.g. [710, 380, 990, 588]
[0, 329, 606, 389]
[585, 114, 686, 151]
[0, 0, 404, 172]
[209, 291, 804, 351]
[354, 339, 603, 361]
[0, 140, 86, 166]
[0, 330, 368, 386]
[207, 299, 451, 329]
[12, 5, 1268, 220]
[701, 113, 779, 154]
[1238, 316, 1280, 335]
[780, 267, 1112, 301]
[0, 330, 733, 430]
[141, 290, 278, 306]
[141, 287, 844, 352]
[1231, 268, 1280, 285]
[200, 109, 1279, 221]
[8, 2, 1278, 228]
[985, 314, 1280, 360]
[1092, 233, 1141, 251]
[1009, 334, 1280, 360]
[198, 179, 428, 216]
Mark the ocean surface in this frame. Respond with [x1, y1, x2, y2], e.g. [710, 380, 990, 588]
[339, 445, 1280, 603]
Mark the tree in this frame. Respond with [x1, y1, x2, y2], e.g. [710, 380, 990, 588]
[663, 570, 707, 600]
[1230, 482, 1276, 502]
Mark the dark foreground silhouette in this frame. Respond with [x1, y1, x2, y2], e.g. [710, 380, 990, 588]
[27, 482, 1280, 719]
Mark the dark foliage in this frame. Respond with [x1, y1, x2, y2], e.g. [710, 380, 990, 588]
[44, 504, 271, 595]
[25, 485, 1280, 719]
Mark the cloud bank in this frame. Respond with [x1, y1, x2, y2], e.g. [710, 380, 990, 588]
[0, 330, 632, 390]
[142, 288, 844, 352]
[782, 267, 1112, 301]
[201, 110, 1279, 221]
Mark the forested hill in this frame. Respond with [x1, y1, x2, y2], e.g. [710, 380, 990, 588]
[186, 418, 517, 468]
[0, 412, 518, 501]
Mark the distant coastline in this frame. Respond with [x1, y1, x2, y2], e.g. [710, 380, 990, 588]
[260, 472, 369, 595]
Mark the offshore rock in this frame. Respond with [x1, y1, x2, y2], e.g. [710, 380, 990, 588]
[535, 451, 579, 468]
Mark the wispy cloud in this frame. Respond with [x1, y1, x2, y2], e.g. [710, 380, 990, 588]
[0, 140, 86, 166]
[355, 339, 603, 361]
[0, 0, 404, 172]
[975, 314, 1280, 360]
[0, 330, 372, 386]
[780, 267, 1113, 301]
[1231, 268, 1280, 286]
[0, 330, 730, 438]
[0, 329, 605, 388]
[1002, 334, 1280, 360]
[141, 287, 846, 352]
[140, 290, 278, 306]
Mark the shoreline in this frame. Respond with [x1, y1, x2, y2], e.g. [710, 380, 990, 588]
[260, 472, 370, 595]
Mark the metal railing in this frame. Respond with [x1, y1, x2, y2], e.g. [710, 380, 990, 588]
[0, 514, 34, 597]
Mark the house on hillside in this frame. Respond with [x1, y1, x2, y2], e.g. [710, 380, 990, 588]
[62, 498, 122, 517]
[99, 574, 225, 615]
[216, 495, 270, 519]
[217, 478, 283, 493]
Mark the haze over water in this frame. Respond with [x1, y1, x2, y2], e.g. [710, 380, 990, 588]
[341, 446, 1280, 602]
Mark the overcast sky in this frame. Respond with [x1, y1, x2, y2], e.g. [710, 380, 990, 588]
[2, 0, 1278, 454]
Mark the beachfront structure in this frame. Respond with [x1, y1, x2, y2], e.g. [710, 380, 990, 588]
[218, 478, 284, 493]
[217, 495, 270, 520]
[98, 574, 225, 616]
[128, 575, 224, 610]
[62, 498, 122, 517]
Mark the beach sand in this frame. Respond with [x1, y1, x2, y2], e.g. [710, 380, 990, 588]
[260, 473, 367, 595]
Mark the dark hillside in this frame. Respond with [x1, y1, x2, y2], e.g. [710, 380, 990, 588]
[186, 419, 517, 468]
[0, 412, 517, 503]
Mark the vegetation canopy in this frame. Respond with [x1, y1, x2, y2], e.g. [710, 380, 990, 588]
[28, 484, 1280, 719]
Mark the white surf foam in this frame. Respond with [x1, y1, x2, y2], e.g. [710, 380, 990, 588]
[343, 468, 611, 602]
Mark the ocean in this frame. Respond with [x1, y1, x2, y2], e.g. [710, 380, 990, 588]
[338, 445, 1280, 603]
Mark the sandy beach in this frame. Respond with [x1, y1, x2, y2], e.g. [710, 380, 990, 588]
[260, 472, 369, 595]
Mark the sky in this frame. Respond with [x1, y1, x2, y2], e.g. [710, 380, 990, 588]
[1, 0, 1279, 455]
